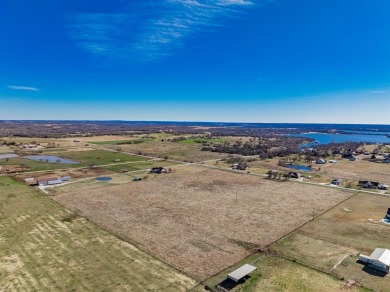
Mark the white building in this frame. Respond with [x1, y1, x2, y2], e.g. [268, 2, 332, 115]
[359, 248, 390, 273]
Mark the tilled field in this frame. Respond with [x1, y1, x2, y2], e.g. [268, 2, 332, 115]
[0, 177, 195, 291]
[54, 166, 353, 280]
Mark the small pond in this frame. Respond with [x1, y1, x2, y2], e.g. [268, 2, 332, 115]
[0, 154, 18, 159]
[23, 155, 79, 164]
[96, 177, 112, 181]
[285, 164, 313, 171]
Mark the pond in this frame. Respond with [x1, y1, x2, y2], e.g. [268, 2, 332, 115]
[285, 164, 313, 171]
[289, 133, 390, 147]
[23, 155, 79, 164]
[0, 154, 18, 159]
[96, 177, 112, 181]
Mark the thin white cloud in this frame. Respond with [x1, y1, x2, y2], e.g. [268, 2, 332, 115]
[369, 90, 386, 94]
[69, 0, 269, 62]
[7, 85, 39, 92]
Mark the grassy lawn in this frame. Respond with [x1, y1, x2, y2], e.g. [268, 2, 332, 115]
[270, 232, 358, 272]
[102, 160, 179, 173]
[89, 138, 154, 145]
[192, 255, 361, 292]
[0, 150, 147, 172]
[58, 149, 147, 165]
[0, 176, 196, 291]
[333, 255, 390, 292]
[252, 256, 363, 292]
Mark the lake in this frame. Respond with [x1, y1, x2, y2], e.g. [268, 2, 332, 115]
[289, 133, 390, 147]
[23, 155, 79, 164]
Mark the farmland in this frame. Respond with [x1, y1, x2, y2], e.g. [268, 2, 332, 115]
[269, 192, 390, 291]
[52, 166, 353, 280]
[0, 176, 196, 291]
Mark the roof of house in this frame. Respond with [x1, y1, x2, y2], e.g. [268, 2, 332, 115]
[369, 248, 390, 266]
[227, 264, 257, 282]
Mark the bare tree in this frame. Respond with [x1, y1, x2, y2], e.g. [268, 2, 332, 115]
[87, 161, 94, 169]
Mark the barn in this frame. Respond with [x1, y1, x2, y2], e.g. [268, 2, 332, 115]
[359, 248, 390, 273]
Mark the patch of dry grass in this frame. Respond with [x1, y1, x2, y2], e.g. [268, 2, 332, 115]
[53, 166, 353, 280]
[0, 176, 196, 291]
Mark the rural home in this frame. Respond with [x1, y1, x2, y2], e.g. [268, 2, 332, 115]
[359, 248, 390, 273]
[331, 178, 343, 186]
[37, 176, 71, 186]
[358, 180, 380, 189]
[149, 167, 167, 174]
[316, 158, 326, 164]
[288, 172, 299, 178]
[232, 163, 247, 170]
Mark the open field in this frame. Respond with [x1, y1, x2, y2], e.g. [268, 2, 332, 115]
[269, 192, 390, 291]
[299, 192, 390, 252]
[53, 166, 353, 280]
[0, 149, 147, 172]
[254, 256, 363, 292]
[100, 141, 228, 162]
[102, 160, 180, 173]
[0, 176, 196, 291]
[320, 158, 390, 185]
[192, 254, 362, 292]
[271, 232, 358, 272]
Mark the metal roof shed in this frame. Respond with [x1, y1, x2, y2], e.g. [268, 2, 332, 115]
[370, 248, 390, 267]
[227, 264, 257, 282]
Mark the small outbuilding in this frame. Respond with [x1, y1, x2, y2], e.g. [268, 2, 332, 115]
[331, 178, 343, 186]
[359, 248, 390, 273]
[227, 264, 257, 282]
[316, 158, 326, 164]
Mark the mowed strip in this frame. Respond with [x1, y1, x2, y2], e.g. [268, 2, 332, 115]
[0, 177, 196, 291]
[53, 166, 353, 280]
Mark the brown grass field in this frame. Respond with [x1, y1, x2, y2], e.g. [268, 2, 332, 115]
[320, 158, 390, 185]
[0, 176, 196, 291]
[102, 141, 228, 162]
[53, 166, 353, 280]
[270, 192, 390, 291]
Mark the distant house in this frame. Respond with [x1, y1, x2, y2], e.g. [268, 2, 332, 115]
[331, 178, 343, 186]
[342, 153, 354, 159]
[288, 172, 299, 179]
[358, 180, 380, 189]
[316, 158, 326, 164]
[328, 160, 337, 164]
[149, 167, 167, 174]
[38, 177, 60, 186]
[384, 158, 390, 164]
[37, 176, 71, 186]
[359, 248, 390, 273]
[232, 163, 247, 170]
[349, 156, 357, 161]
[378, 184, 389, 190]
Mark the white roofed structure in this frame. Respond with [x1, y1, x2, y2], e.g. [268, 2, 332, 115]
[227, 264, 257, 282]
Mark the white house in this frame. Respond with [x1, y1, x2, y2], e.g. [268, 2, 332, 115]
[359, 248, 390, 273]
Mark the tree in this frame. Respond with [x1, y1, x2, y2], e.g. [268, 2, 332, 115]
[56, 159, 61, 164]
[87, 161, 94, 169]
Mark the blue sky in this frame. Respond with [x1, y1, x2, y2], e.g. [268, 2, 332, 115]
[0, 0, 389, 123]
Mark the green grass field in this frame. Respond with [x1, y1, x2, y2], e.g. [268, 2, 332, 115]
[102, 160, 179, 173]
[0, 150, 147, 172]
[0, 176, 196, 291]
[192, 254, 361, 292]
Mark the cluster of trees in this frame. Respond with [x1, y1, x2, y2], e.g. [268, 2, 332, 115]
[201, 137, 306, 157]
